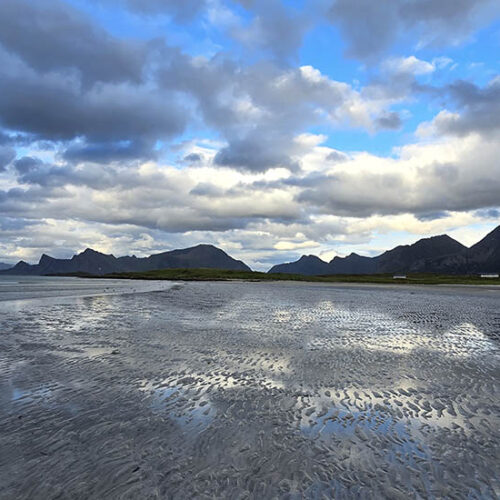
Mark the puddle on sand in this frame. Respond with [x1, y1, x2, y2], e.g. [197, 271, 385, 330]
[138, 380, 215, 430]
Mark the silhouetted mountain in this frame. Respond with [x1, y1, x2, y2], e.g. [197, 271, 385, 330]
[466, 225, 500, 272]
[268, 226, 500, 275]
[0, 244, 251, 276]
[374, 235, 466, 273]
[0, 262, 12, 271]
[269, 255, 329, 275]
[141, 245, 250, 272]
[329, 253, 377, 274]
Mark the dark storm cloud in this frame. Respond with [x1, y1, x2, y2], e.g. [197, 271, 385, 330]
[329, 0, 500, 61]
[0, 0, 148, 86]
[0, 50, 186, 145]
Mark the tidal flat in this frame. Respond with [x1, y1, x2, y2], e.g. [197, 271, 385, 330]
[0, 277, 499, 499]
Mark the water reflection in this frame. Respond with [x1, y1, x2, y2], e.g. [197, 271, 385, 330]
[1, 280, 498, 498]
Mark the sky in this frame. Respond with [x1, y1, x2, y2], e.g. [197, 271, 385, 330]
[0, 0, 499, 270]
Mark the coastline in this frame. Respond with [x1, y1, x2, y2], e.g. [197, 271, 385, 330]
[46, 269, 500, 287]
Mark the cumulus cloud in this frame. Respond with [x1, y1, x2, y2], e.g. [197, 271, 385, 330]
[0, 4, 396, 174]
[2, 123, 499, 263]
[230, 0, 312, 61]
[0, 0, 148, 86]
[296, 131, 500, 216]
[329, 0, 500, 61]
[0, 0, 497, 267]
[0, 47, 186, 146]
[159, 55, 397, 171]
[439, 78, 500, 135]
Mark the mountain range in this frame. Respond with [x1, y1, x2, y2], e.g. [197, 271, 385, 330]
[0, 225, 498, 276]
[0, 244, 250, 276]
[269, 225, 500, 275]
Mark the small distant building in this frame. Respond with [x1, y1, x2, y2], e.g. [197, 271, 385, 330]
[480, 273, 499, 278]
[393, 275, 407, 279]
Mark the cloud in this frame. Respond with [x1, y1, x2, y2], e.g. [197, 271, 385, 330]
[375, 111, 402, 130]
[160, 56, 399, 171]
[326, 151, 349, 163]
[329, 0, 500, 61]
[382, 56, 435, 76]
[441, 78, 500, 135]
[0, 0, 401, 173]
[183, 153, 203, 164]
[0, 48, 186, 147]
[213, 135, 300, 172]
[0, 0, 148, 86]
[4, 122, 499, 253]
[0, 0, 497, 269]
[62, 139, 157, 164]
[418, 77, 500, 137]
[0, 146, 15, 171]
[230, 0, 312, 61]
[296, 130, 500, 217]
[121, 0, 207, 21]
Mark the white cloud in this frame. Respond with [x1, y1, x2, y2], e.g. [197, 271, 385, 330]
[382, 56, 435, 75]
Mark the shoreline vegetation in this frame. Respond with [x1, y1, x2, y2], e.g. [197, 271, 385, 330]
[52, 268, 500, 285]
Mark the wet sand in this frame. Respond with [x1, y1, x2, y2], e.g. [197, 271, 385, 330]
[0, 279, 499, 498]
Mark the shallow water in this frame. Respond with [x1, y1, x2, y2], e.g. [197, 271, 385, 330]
[0, 279, 499, 499]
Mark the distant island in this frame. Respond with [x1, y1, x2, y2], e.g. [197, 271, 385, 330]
[0, 224, 499, 278]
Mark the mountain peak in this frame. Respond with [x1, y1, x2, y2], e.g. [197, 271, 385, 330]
[299, 254, 325, 262]
[475, 224, 500, 244]
[39, 253, 55, 265]
[74, 248, 115, 259]
[80, 248, 103, 255]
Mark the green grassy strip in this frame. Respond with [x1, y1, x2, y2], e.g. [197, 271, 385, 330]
[78, 268, 500, 285]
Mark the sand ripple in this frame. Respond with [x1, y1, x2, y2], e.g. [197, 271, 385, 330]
[0, 281, 499, 498]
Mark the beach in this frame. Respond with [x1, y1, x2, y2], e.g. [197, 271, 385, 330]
[0, 277, 499, 498]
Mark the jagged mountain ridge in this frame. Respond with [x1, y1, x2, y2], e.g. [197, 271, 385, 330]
[269, 226, 500, 275]
[0, 244, 251, 276]
[1, 225, 499, 277]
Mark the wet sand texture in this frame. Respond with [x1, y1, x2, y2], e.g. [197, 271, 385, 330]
[0, 280, 499, 498]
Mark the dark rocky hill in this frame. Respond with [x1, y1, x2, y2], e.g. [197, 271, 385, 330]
[466, 225, 500, 273]
[374, 235, 467, 273]
[269, 255, 329, 275]
[1, 244, 251, 276]
[268, 226, 500, 275]
[329, 253, 378, 274]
